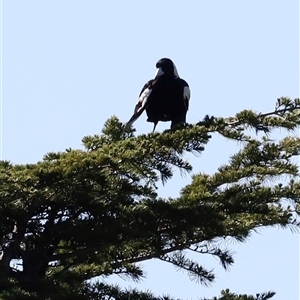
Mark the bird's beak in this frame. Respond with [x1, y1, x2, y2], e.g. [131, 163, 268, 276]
[154, 67, 164, 79]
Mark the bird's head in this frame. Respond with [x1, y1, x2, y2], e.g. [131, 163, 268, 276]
[154, 58, 179, 79]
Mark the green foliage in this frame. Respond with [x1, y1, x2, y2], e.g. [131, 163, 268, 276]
[202, 289, 276, 300]
[0, 97, 299, 299]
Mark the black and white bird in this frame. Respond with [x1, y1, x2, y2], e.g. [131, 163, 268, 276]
[126, 58, 190, 132]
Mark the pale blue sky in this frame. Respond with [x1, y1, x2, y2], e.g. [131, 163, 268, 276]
[1, 0, 299, 299]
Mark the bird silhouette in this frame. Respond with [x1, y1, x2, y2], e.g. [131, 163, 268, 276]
[126, 58, 190, 132]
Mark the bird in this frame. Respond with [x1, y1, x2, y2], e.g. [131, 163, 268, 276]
[126, 58, 190, 132]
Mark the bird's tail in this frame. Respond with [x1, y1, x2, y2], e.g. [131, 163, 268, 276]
[125, 108, 145, 129]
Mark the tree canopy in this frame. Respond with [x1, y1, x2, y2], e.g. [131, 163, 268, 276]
[0, 97, 299, 300]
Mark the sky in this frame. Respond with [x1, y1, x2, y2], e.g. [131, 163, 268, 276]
[1, 0, 299, 299]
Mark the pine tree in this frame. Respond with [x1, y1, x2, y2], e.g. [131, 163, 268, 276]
[0, 97, 299, 300]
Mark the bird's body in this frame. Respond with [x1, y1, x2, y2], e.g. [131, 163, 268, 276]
[126, 58, 190, 132]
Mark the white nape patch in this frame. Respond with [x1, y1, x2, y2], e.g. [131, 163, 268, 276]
[183, 86, 191, 100]
[137, 88, 152, 112]
[154, 67, 164, 79]
[173, 63, 179, 78]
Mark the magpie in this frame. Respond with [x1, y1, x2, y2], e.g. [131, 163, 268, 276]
[126, 58, 190, 132]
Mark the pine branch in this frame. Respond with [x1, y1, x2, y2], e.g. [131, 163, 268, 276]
[202, 289, 276, 300]
[188, 245, 234, 270]
[226, 97, 300, 129]
[197, 97, 300, 134]
[160, 251, 215, 285]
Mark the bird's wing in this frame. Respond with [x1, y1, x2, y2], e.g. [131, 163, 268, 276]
[183, 82, 191, 111]
[126, 80, 153, 127]
[135, 82, 153, 113]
